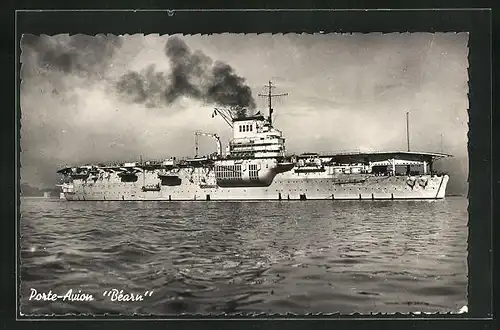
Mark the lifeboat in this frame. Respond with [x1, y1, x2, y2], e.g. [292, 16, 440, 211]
[141, 183, 161, 192]
[294, 165, 325, 173]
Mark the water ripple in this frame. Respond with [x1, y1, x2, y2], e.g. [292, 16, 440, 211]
[20, 197, 468, 315]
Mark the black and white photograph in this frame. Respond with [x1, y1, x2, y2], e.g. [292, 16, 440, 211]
[19, 31, 469, 315]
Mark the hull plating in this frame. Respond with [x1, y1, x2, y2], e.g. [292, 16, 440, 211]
[63, 171, 449, 201]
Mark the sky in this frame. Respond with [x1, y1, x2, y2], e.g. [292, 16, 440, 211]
[20, 33, 470, 195]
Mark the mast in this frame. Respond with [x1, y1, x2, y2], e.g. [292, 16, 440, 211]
[195, 134, 199, 157]
[406, 111, 410, 152]
[258, 80, 288, 126]
[140, 155, 145, 186]
[405, 112, 411, 176]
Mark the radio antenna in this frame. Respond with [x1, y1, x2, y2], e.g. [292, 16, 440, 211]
[406, 111, 410, 152]
[258, 80, 288, 126]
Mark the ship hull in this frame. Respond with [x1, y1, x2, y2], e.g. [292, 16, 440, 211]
[62, 173, 449, 201]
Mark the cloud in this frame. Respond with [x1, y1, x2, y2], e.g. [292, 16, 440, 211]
[21, 34, 123, 77]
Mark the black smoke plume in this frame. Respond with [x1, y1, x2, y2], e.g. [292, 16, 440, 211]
[21, 34, 123, 76]
[116, 36, 256, 116]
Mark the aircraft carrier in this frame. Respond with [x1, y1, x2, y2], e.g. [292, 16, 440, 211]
[57, 81, 450, 201]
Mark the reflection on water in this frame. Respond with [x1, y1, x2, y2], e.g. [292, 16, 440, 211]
[20, 197, 468, 315]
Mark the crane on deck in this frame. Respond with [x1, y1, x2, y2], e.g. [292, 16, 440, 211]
[212, 107, 236, 128]
[194, 131, 222, 158]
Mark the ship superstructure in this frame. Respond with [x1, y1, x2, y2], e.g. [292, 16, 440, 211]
[57, 81, 450, 201]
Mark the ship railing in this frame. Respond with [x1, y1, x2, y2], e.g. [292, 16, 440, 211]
[430, 171, 448, 176]
[289, 150, 364, 157]
[75, 158, 181, 169]
[371, 171, 448, 177]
